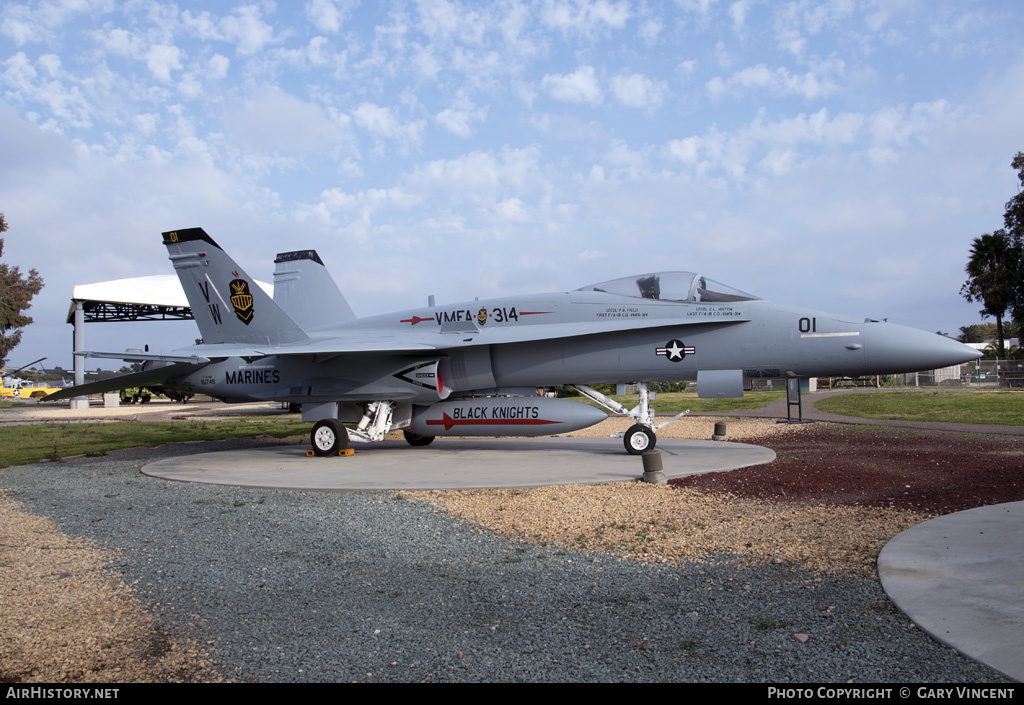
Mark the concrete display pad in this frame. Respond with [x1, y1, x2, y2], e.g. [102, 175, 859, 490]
[879, 501, 1024, 683]
[142, 437, 776, 491]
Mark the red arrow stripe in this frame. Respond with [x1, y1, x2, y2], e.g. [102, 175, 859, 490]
[400, 315, 435, 325]
[425, 412, 560, 432]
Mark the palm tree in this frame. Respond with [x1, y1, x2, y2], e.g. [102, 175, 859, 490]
[961, 230, 1017, 357]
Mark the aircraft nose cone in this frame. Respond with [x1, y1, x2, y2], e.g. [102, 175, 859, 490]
[863, 324, 982, 374]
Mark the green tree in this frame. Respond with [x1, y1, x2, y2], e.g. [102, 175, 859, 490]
[0, 213, 45, 368]
[1006, 151, 1024, 322]
[961, 230, 1018, 357]
[958, 322, 1020, 344]
[1005, 152, 1024, 242]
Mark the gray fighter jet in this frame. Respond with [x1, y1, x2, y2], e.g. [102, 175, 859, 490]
[47, 227, 981, 455]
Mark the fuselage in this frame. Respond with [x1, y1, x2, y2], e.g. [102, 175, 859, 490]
[165, 289, 980, 404]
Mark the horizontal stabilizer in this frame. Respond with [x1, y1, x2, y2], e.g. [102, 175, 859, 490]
[74, 350, 212, 364]
[42, 363, 206, 401]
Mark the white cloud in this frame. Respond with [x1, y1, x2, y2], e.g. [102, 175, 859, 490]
[1, 8, 44, 45]
[728, 0, 750, 31]
[319, 186, 417, 218]
[220, 5, 276, 55]
[2, 0, 113, 46]
[415, 0, 487, 44]
[352, 102, 427, 147]
[222, 87, 348, 155]
[305, 0, 356, 34]
[180, 10, 222, 41]
[675, 0, 719, 26]
[610, 73, 667, 110]
[666, 136, 700, 165]
[92, 26, 142, 56]
[706, 60, 844, 100]
[402, 146, 547, 205]
[663, 98, 965, 186]
[145, 44, 181, 82]
[542, 65, 603, 106]
[539, 0, 631, 39]
[207, 54, 230, 80]
[496, 197, 529, 221]
[603, 139, 655, 181]
[1, 51, 93, 128]
[772, 0, 857, 58]
[435, 98, 488, 137]
[676, 59, 698, 77]
[132, 112, 158, 135]
[637, 16, 663, 46]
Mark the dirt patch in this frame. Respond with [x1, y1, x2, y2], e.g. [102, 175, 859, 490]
[675, 423, 1024, 514]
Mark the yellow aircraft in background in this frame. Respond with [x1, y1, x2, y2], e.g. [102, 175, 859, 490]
[1, 358, 66, 400]
[1, 379, 66, 399]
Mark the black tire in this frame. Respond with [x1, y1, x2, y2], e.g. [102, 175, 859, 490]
[623, 424, 656, 455]
[311, 419, 348, 456]
[403, 431, 435, 447]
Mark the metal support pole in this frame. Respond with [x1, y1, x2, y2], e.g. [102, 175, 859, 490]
[70, 300, 88, 409]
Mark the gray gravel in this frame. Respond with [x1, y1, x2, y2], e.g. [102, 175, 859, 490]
[0, 441, 1009, 683]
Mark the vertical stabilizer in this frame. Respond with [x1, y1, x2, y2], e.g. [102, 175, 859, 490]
[273, 250, 357, 331]
[162, 228, 310, 346]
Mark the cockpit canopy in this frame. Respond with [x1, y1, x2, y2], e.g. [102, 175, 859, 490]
[575, 272, 758, 303]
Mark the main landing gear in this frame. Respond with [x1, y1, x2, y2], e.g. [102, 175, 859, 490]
[309, 401, 397, 456]
[403, 431, 435, 447]
[311, 419, 349, 456]
[571, 383, 690, 455]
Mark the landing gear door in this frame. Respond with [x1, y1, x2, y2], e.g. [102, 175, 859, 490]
[697, 369, 744, 398]
[391, 402, 413, 430]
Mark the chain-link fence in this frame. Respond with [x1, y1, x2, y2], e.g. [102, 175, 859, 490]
[897, 359, 1024, 388]
[620, 360, 1024, 394]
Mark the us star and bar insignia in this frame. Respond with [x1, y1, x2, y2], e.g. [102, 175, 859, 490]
[656, 339, 694, 362]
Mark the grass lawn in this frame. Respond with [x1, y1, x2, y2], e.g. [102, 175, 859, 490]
[815, 390, 1024, 426]
[0, 418, 309, 467]
[574, 389, 787, 414]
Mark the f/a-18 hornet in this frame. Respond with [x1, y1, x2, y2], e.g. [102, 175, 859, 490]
[47, 228, 981, 455]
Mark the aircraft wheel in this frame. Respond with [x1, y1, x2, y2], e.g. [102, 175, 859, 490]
[403, 431, 435, 447]
[623, 424, 656, 455]
[311, 419, 348, 456]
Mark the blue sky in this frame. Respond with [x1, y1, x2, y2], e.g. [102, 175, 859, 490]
[1, 0, 1022, 370]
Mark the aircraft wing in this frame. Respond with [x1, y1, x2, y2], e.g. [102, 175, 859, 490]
[451, 316, 751, 346]
[186, 316, 750, 359]
[41, 363, 207, 401]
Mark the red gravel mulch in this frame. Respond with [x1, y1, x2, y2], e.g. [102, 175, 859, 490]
[670, 424, 1024, 515]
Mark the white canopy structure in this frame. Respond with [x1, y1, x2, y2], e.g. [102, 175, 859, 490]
[65, 275, 272, 407]
[67, 275, 272, 323]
